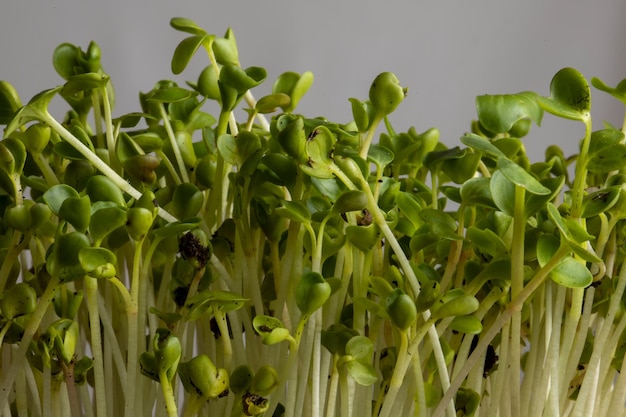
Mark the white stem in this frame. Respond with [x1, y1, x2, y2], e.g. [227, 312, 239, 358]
[43, 115, 178, 223]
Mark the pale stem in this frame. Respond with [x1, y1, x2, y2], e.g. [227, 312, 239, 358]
[123, 239, 144, 417]
[561, 287, 595, 409]
[431, 243, 571, 417]
[571, 258, 626, 417]
[507, 185, 526, 417]
[158, 104, 190, 183]
[43, 115, 178, 222]
[324, 358, 339, 417]
[358, 114, 382, 159]
[85, 276, 107, 417]
[0, 275, 60, 408]
[158, 371, 179, 417]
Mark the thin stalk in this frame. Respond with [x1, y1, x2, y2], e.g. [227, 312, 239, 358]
[14, 367, 28, 417]
[358, 114, 382, 159]
[158, 371, 179, 417]
[84, 276, 107, 417]
[520, 284, 545, 416]
[0, 274, 60, 408]
[31, 152, 60, 185]
[43, 115, 178, 222]
[377, 330, 410, 417]
[571, 259, 626, 417]
[508, 185, 526, 417]
[60, 361, 81, 417]
[311, 310, 323, 417]
[158, 104, 190, 183]
[570, 117, 592, 219]
[91, 89, 105, 149]
[607, 346, 626, 415]
[547, 284, 566, 417]
[432, 243, 571, 417]
[97, 295, 127, 387]
[123, 238, 144, 417]
[411, 350, 427, 417]
[0, 230, 30, 292]
[561, 287, 595, 409]
[99, 86, 121, 172]
[325, 358, 340, 417]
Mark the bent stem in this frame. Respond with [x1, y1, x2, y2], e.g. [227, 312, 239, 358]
[42, 114, 178, 223]
[432, 243, 571, 417]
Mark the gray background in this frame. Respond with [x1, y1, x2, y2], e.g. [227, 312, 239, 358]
[1, 0, 626, 161]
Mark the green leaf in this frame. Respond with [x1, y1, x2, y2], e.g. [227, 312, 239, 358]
[321, 324, 359, 355]
[296, 272, 332, 315]
[441, 151, 482, 184]
[332, 190, 367, 214]
[588, 128, 625, 154]
[423, 146, 466, 170]
[587, 143, 626, 173]
[345, 335, 374, 360]
[252, 315, 291, 345]
[546, 202, 586, 244]
[146, 86, 197, 103]
[449, 315, 483, 334]
[255, 93, 290, 114]
[171, 34, 213, 75]
[536, 234, 592, 288]
[467, 226, 508, 258]
[460, 177, 496, 208]
[497, 156, 550, 195]
[346, 224, 380, 252]
[591, 76, 626, 105]
[537, 67, 591, 121]
[85, 175, 126, 206]
[0, 81, 22, 124]
[43, 184, 80, 215]
[582, 187, 621, 218]
[213, 28, 239, 66]
[59, 196, 91, 233]
[275, 200, 310, 224]
[346, 360, 378, 386]
[272, 71, 314, 113]
[78, 247, 117, 279]
[349, 98, 369, 132]
[385, 288, 417, 330]
[219, 65, 266, 94]
[369, 72, 407, 116]
[250, 365, 279, 396]
[47, 232, 91, 283]
[152, 217, 201, 237]
[432, 293, 479, 319]
[367, 145, 394, 170]
[419, 209, 458, 239]
[524, 176, 565, 218]
[5, 87, 61, 137]
[170, 17, 207, 35]
[90, 206, 127, 246]
[171, 183, 203, 219]
[0, 282, 37, 320]
[301, 126, 336, 179]
[476, 92, 542, 134]
[52, 43, 80, 80]
[61, 73, 109, 97]
[186, 290, 247, 321]
[460, 133, 505, 159]
[415, 280, 441, 313]
[0, 137, 26, 175]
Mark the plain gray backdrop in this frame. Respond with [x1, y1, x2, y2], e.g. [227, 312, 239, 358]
[1, 0, 626, 161]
